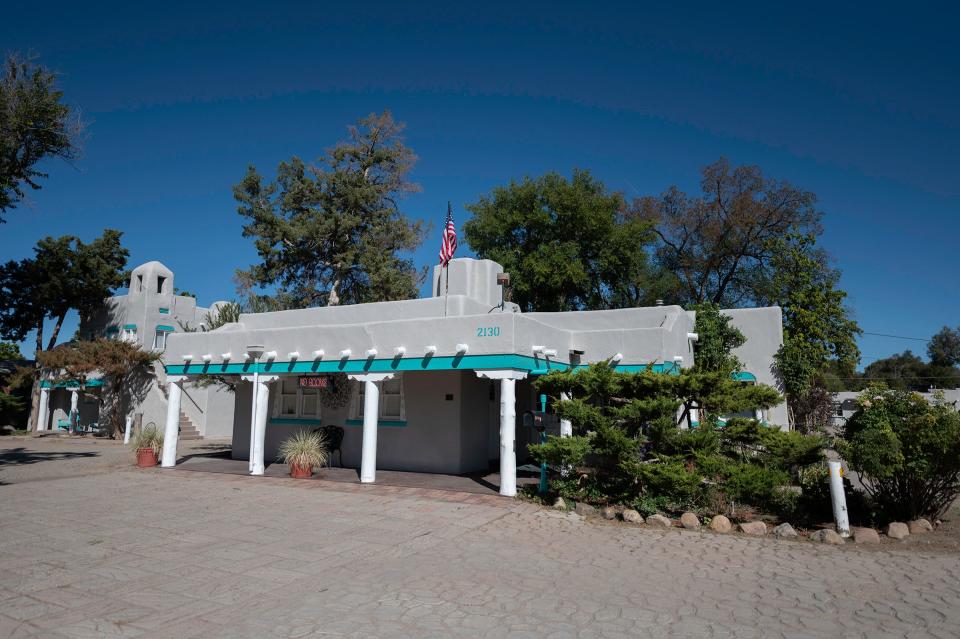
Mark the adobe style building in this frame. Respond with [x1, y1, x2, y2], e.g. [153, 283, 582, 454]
[34, 261, 235, 438]
[154, 257, 787, 496]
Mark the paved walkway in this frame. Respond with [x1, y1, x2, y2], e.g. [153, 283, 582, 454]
[1, 440, 960, 637]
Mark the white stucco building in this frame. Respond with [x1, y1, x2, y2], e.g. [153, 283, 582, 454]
[152, 257, 787, 496]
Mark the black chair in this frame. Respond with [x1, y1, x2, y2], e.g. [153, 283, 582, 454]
[314, 425, 344, 467]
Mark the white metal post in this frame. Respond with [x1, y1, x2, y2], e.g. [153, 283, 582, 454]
[69, 389, 79, 433]
[249, 369, 259, 471]
[499, 377, 517, 496]
[123, 415, 133, 445]
[161, 378, 183, 467]
[559, 391, 572, 438]
[361, 379, 380, 483]
[250, 377, 274, 475]
[828, 460, 850, 537]
[36, 387, 51, 432]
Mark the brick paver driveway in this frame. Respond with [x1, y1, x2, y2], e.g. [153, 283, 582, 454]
[2, 438, 959, 638]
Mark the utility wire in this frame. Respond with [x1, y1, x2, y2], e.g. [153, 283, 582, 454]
[862, 331, 930, 342]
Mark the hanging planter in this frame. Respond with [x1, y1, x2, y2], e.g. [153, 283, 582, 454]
[319, 373, 352, 410]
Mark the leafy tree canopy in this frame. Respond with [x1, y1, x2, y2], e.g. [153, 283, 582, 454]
[0, 53, 82, 220]
[463, 170, 666, 312]
[0, 342, 22, 360]
[855, 350, 960, 392]
[928, 326, 960, 368]
[634, 158, 822, 306]
[235, 110, 426, 308]
[692, 302, 744, 376]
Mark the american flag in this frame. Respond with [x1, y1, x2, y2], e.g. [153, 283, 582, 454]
[438, 201, 457, 266]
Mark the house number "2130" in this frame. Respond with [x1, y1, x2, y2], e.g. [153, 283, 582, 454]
[476, 327, 500, 337]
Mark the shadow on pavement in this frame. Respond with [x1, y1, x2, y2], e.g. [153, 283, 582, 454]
[0, 447, 99, 467]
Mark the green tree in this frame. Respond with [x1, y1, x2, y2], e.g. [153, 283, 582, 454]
[692, 302, 744, 376]
[235, 111, 426, 308]
[0, 53, 83, 221]
[0, 342, 22, 360]
[838, 386, 960, 521]
[0, 230, 129, 429]
[463, 170, 664, 312]
[859, 351, 960, 392]
[634, 158, 822, 306]
[752, 233, 861, 428]
[928, 326, 960, 368]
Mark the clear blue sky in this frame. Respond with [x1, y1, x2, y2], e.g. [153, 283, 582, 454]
[2, 1, 957, 366]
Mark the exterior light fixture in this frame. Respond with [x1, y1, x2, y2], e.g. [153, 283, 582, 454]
[365, 348, 378, 358]
[425, 345, 437, 355]
[456, 343, 469, 354]
[288, 351, 299, 360]
[312, 349, 325, 359]
[339, 349, 352, 359]
[265, 351, 277, 360]
[394, 346, 406, 356]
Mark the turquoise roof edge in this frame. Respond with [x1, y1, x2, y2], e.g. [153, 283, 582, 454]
[163, 353, 681, 376]
[41, 379, 105, 388]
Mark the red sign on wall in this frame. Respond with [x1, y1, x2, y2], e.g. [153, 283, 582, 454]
[298, 376, 329, 389]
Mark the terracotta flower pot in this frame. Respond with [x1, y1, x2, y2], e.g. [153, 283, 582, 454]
[290, 462, 313, 478]
[137, 448, 159, 468]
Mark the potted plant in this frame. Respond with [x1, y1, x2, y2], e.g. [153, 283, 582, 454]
[132, 426, 164, 467]
[278, 430, 328, 478]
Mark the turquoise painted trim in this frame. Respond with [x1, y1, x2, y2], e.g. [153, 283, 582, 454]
[734, 371, 757, 382]
[123, 323, 137, 330]
[164, 354, 685, 377]
[269, 418, 322, 426]
[105, 326, 119, 334]
[345, 419, 407, 428]
[158, 307, 170, 314]
[155, 324, 175, 332]
[41, 379, 105, 389]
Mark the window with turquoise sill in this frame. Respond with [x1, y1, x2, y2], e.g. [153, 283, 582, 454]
[351, 374, 405, 421]
[272, 377, 321, 421]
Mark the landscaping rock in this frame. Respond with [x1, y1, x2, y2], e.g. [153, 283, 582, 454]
[886, 522, 909, 540]
[708, 515, 732, 533]
[621, 509, 644, 524]
[574, 502, 597, 517]
[679, 512, 701, 530]
[738, 521, 767, 536]
[600, 506, 617, 520]
[552, 497, 567, 511]
[852, 527, 881, 544]
[908, 519, 933, 534]
[646, 514, 672, 528]
[810, 529, 844, 545]
[772, 523, 797, 539]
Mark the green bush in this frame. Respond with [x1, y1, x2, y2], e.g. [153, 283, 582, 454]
[838, 386, 960, 521]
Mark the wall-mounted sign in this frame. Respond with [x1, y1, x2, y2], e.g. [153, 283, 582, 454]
[298, 375, 329, 389]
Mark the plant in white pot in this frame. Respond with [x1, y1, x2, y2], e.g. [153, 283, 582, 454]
[278, 430, 328, 478]
[132, 426, 164, 467]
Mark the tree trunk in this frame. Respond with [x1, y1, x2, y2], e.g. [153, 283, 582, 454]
[27, 321, 44, 433]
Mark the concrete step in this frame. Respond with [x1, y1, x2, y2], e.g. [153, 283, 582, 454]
[178, 411, 202, 440]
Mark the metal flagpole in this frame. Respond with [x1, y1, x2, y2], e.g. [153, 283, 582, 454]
[444, 263, 449, 317]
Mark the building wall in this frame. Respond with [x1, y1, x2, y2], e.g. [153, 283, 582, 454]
[724, 307, 790, 429]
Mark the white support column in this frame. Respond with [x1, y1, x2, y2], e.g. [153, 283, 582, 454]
[245, 375, 277, 476]
[161, 377, 186, 467]
[476, 370, 528, 497]
[69, 389, 79, 431]
[559, 391, 572, 438]
[348, 373, 395, 484]
[36, 387, 51, 432]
